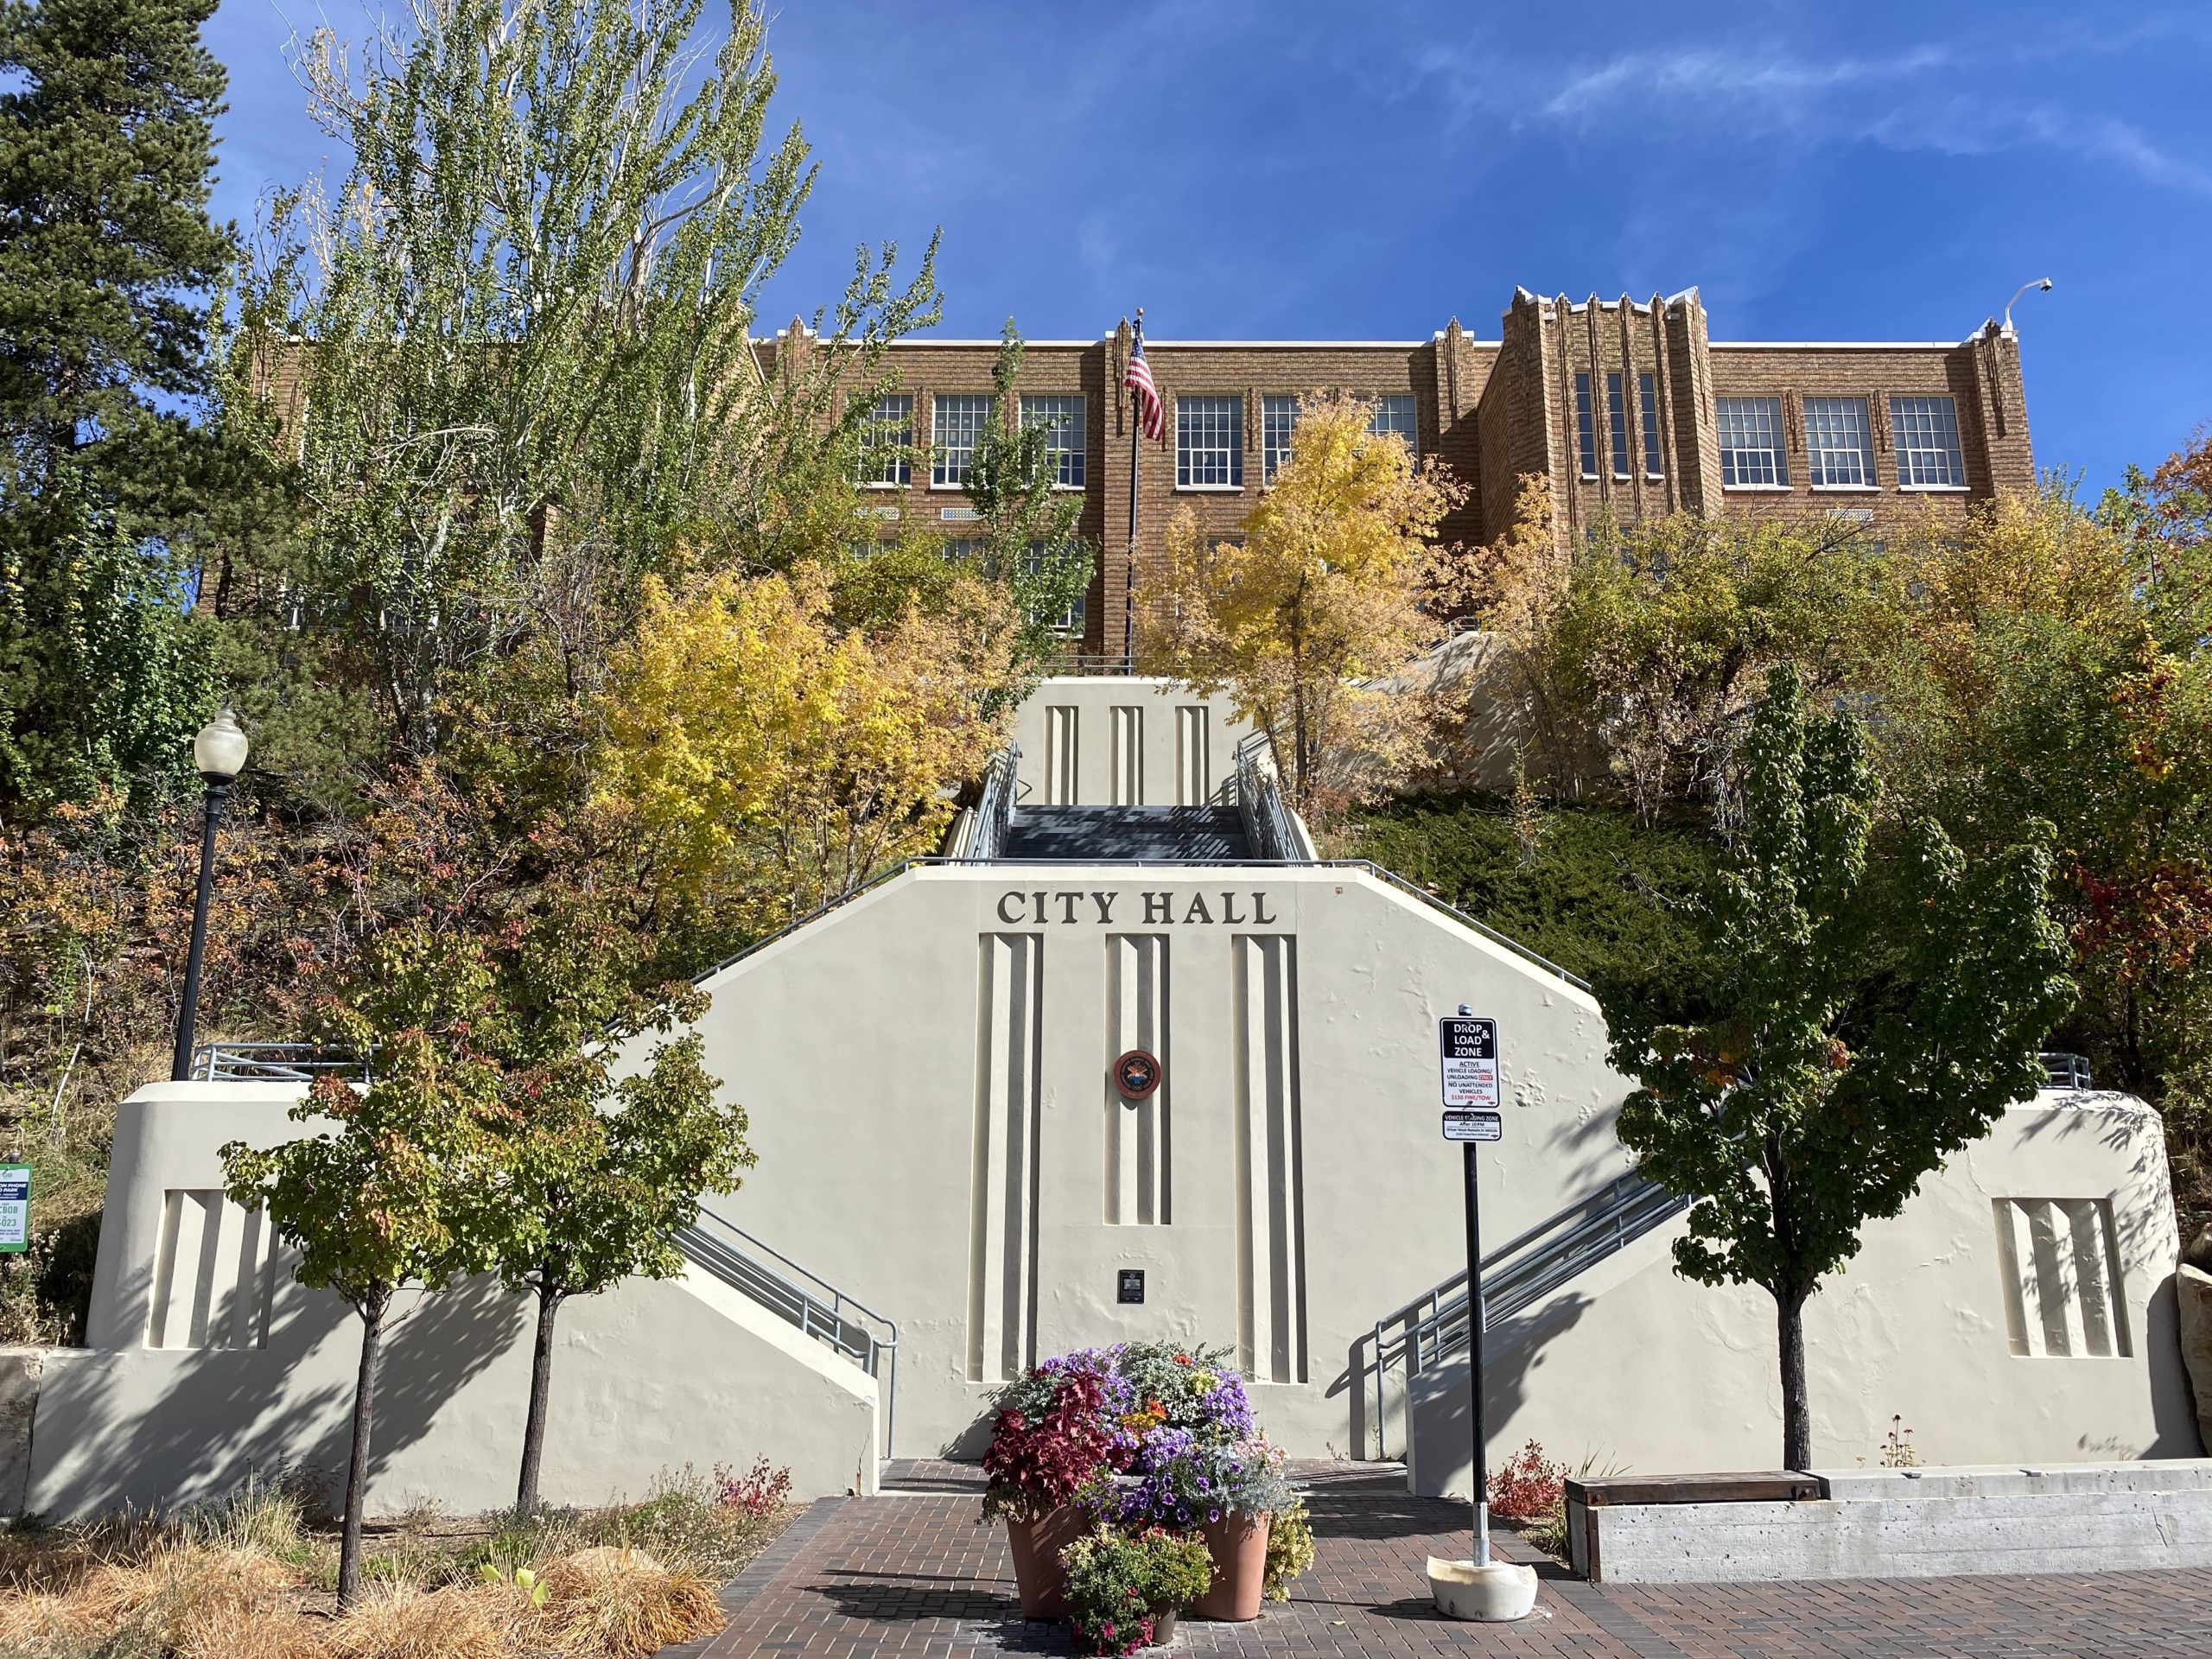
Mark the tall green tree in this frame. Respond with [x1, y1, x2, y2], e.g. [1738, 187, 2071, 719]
[222, 925, 510, 1608]
[958, 321, 1091, 690]
[1599, 667, 2072, 1468]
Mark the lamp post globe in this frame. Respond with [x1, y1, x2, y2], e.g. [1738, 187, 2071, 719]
[170, 709, 249, 1082]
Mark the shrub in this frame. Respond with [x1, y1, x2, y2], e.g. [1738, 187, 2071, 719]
[981, 1368, 1123, 1523]
[715, 1456, 793, 1521]
[538, 1545, 723, 1657]
[584, 1465, 779, 1577]
[1262, 1495, 1314, 1600]
[1058, 1525, 1212, 1656]
[328, 1582, 510, 1659]
[1490, 1440, 1567, 1522]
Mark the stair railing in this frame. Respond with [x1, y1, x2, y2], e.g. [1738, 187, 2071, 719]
[1366, 1171, 1688, 1459]
[1232, 733, 1309, 861]
[963, 742, 1022, 862]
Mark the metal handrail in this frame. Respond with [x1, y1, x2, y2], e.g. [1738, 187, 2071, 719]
[678, 1205, 901, 1460]
[1232, 733, 1306, 862]
[2040, 1052, 2094, 1090]
[1367, 1172, 1688, 1458]
[964, 742, 1021, 861]
[190, 1042, 370, 1082]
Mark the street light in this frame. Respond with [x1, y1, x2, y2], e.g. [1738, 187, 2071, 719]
[2003, 277, 2054, 335]
[169, 709, 250, 1082]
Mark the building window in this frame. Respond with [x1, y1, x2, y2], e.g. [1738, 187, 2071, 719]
[1025, 541, 1086, 633]
[1716, 396, 1788, 487]
[1177, 395, 1243, 489]
[1606, 372, 1630, 479]
[1368, 393, 1417, 457]
[1891, 394, 1966, 488]
[1639, 372, 1663, 477]
[1020, 394, 1084, 489]
[1262, 394, 1299, 481]
[931, 393, 995, 488]
[1805, 397, 1874, 489]
[1574, 372, 1597, 480]
[860, 393, 912, 486]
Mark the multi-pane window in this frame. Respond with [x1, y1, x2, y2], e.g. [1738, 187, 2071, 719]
[1638, 373, 1663, 477]
[1368, 394, 1417, 457]
[1024, 541, 1087, 633]
[1574, 372, 1597, 479]
[1020, 394, 1085, 488]
[1177, 395, 1243, 489]
[1804, 397, 1874, 488]
[859, 393, 912, 486]
[1606, 372, 1630, 479]
[1891, 395, 1965, 488]
[1262, 394, 1299, 481]
[1716, 396, 1789, 487]
[931, 393, 995, 488]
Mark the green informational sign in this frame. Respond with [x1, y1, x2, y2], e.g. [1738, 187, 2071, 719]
[0, 1165, 29, 1254]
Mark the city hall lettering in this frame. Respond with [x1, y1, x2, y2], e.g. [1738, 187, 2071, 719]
[994, 889, 1280, 926]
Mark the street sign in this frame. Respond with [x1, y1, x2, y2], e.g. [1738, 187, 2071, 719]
[1442, 1109, 1503, 1143]
[1440, 1015, 1499, 1107]
[0, 1165, 28, 1254]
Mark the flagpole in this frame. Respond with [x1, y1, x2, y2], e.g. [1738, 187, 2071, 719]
[1124, 308, 1142, 672]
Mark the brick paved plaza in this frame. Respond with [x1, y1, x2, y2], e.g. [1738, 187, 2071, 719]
[671, 1484, 2212, 1658]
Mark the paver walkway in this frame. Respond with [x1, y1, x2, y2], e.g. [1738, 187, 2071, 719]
[671, 1489, 2212, 1658]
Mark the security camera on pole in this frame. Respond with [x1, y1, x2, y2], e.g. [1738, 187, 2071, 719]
[1425, 1003, 1539, 1623]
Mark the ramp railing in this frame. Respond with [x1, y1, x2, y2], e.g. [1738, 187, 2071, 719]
[1232, 733, 1312, 861]
[1366, 1171, 1688, 1459]
[677, 1205, 901, 1459]
[961, 742, 1022, 862]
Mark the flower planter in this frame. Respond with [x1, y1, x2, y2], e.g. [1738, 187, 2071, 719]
[1149, 1608, 1179, 1644]
[1005, 1504, 1089, 1618]
[1192, 1511, 1271, 1621]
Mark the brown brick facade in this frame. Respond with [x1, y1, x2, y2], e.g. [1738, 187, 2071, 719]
[782, 287, 2036, 661]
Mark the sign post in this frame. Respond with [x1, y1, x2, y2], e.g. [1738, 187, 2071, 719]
[1425, 1007, 1535, 1622]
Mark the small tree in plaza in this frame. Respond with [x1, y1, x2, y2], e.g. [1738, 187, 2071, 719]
[220, 925, 510, 1609]
[1599, 667, 2073, 1470]
[1134, 391, 1465, 820]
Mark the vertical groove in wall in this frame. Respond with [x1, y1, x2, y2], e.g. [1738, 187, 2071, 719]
[1045, 706, 1079, 804]
[1110, 706, 1144, 805]
[1992, 1196, 2131, 1359]
[1103, 936, 1170, 1226]
[969, 932, 1044, 1382]
[1175, 706, 1209, 805]
[147, 1189, 276, 1351]
[1232, 935, 1306, 1383]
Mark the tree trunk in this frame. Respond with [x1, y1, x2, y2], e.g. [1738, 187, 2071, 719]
[338, 1286, 391, 1611]
[516, 1281, 566, 1514]
[1776, 1286, 1812, 1471]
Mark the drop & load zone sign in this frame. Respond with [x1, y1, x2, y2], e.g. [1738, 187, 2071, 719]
[1439, 1015, 1500, 1108]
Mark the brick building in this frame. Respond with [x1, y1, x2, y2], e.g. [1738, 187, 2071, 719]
[769, 285, 2035, 662]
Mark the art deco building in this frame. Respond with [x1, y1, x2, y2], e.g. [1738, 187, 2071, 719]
[766, 286, 2036, 659]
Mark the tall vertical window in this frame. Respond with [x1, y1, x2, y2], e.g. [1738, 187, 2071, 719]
[1716, 396, 1788, 487]
[1804, 397, 1874, 488]
[1177, 395, 1243, 488]
[1368, 393, 1417, 457]
[1262, 394, 1299, 481]
[1891, 395, 1965, 488]
[1574, 372, 1597, 480]
[1606, 372, 1630, 479]
[1024, 541, 1086, 633]
[1638, 373, 1663, 477]
[931, 393, 995, 487]
[1020, 394, 1085, 488]
[859, 393, 912, 486]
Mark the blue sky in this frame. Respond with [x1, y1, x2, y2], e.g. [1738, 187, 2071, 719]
[204, 0, 2211, 493]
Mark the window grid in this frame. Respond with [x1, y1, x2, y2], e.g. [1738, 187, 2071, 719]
[860, 393, 912, 486]
[1020, 394, 1084, 489]
[1177, 395, 1243, 489]
[1368, 394, 1417, 458]
[1891, 395, 1965, 488]
[1804, 397, 1874, 488]
[1575, 372, 1597, 480]
[931, 393, 995, 488]
[1717, 396, 1789, 487]
[1262, 395, 1299, 481]
[1024, 540, 1086, 633]
[1638, 373, 1663, 477]
[1606, 372, 1630, 479]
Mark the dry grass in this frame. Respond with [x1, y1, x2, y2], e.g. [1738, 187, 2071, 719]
[327, 1582, 522, 1659]
[539, 1547, 725, 1657]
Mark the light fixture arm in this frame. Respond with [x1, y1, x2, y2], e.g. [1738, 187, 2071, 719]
[2003, 277, 2054, 335]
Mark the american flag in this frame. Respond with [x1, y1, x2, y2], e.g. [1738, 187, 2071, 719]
[1125, 323, 1164, 442]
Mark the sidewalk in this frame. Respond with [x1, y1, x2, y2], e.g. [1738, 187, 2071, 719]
[674, 1490, 2212, 1657]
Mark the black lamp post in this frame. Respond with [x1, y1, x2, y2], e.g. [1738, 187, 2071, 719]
[170, 709, 250, 1082]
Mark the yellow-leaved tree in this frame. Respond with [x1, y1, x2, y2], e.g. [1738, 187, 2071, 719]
[595, 564, 1015, 937]
[1135, 391, 1466, 819]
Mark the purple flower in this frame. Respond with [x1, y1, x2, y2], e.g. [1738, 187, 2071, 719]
[1209, 1509, 1221, 1522]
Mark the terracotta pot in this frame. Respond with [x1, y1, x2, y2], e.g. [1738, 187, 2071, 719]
[1149, 1607, 1179, 1644]
[1192, 1510, 1271, 1621]
[1004, 1504, 1087, 1618]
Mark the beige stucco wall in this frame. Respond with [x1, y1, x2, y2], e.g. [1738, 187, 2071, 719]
[35, 1084, 878, 1516]
[1405, 1091, 2197, 1493]
[1010, 677, 1256, 805]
